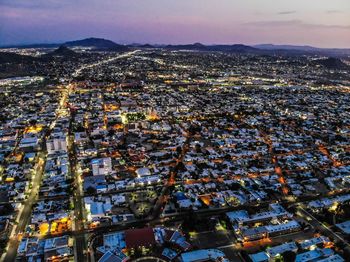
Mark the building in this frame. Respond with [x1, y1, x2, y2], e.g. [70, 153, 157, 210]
[265, 220, 300, 237]
[19, 135, 40, 152]
[92, 158, 112, 176]
[317, 255, 345, 262]
[299, 236, 331, 250]
[125, 228, 156, 250]
[227, 204, 291, 226]
[46, 132, 67, 154]
[335, 220, 350, 235]
[295, 248, 334, 262]
[240, 220, 300, 242]
[180, 249, 229, 262]
[242, 227, 268, 242]
[267, 242, 298, 258]
[249, 252, 269, 262]
[98, 249, 129, 262]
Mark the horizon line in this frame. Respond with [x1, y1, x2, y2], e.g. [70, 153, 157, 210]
[1, 38, 350, 50]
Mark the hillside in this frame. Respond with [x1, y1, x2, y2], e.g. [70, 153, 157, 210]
[43, 45, 78, 58]
[0, 52, 37, 64]
[312, 57, 349, 70]
[163, 43, 260, 53]
[64, 37, 129, 51]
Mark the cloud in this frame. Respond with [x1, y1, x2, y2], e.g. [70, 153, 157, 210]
[243, 20, 302, 27]
[277, 11, 296, 15]
[243, 19, 350, 30]
[0, 0, 81, 9]
[326, 10, 342, 14]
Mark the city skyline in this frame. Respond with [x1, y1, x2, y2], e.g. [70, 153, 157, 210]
[1, 0, 350, 48]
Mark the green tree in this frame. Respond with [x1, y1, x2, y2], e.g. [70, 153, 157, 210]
[282, 251, 296, 262]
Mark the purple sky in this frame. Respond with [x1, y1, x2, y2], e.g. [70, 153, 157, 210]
[1, 0, 350, 47]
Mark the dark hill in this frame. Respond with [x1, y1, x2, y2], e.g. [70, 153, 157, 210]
[163, 43, 259, 53]
[0, 52, 37, 64]
[208, 44, 259, 53]
[140, 44, 155, 48]
[64, 37, 128, 51]
[165, 43, 207, 50]
[312, 57, 349, 70]
[255, 44, 319, 51]
[46, 45, 77, 57]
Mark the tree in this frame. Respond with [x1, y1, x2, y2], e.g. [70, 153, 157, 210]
[54, 187, 63, 193]
[229, 182, 241, 191]
[0, 203, 14, 215]
[282, 251, 296, 262]
[182, 209, 197, 231]
[86, 186, 97, 195]
[176, 146, 182, 155]
[195, 143, 202, 153]
[175, 162, 185, 172]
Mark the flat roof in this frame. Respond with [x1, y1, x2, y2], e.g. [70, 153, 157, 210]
[125, 228, 156, 249]
[180, 249, 228, 262]
[267, 242, 298, 257]
[336, 220, 350, 234]
[103, 232, 126, 250]
[249, 252, 269, 262]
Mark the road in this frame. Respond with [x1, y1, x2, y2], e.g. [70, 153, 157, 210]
[61, 82, 87, 261]
[148, 125, 191, 220]
[297, 205, 350, 249]
[72, 50, 139, 78]
[26, 168, 350, 252]
[2, 87, 69, 261]
[3, 154, 45, 262]
[68, 133, 88, 262]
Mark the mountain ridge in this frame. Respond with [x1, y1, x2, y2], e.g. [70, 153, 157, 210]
[1, 37, 350, 57]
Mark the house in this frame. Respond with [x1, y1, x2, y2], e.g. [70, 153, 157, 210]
[336, 220, 350, 235]
[46, 132, 67, 154]
[249, 252, 269, 262]
[265, 220, 300, 237]
[180, 249, 229, 262]
[267, 242, 298, 258]
[242, 227, 268, 242]
[92, 158, 112, 176]
[125, 228, 156, 250]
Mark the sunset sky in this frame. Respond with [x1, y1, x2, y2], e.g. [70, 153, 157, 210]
[1, 0, 349, 47]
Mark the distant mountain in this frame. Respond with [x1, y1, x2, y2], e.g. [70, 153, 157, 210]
[255, 44, 319, 51]
[129, 43, 156, 48]
[312, 57, 349, 70]
[129, 43, 154, 48]
[64, 37, 129, 51]
[0, 37, 129, 52]
[44, 45, 78, 57]
[2, 38, 350, 57]
[163, 43, 259, 53]
[254, 44, 350, 57]
[140, 44, 155, 48]
[208, 44, 259, 53]
[164, 43, 206, 50]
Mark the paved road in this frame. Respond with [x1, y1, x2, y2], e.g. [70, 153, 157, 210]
[297, 205, 350, 248]
[72, 51, 139, 78]
[69, 133, 88, 262]
[3, 155, 45, 261]
[3, 88, 69, 261]
[63, 83, 87, 262]
[149, 129, 191, 220]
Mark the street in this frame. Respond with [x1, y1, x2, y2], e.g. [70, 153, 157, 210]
[2, 87, 69, 261]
